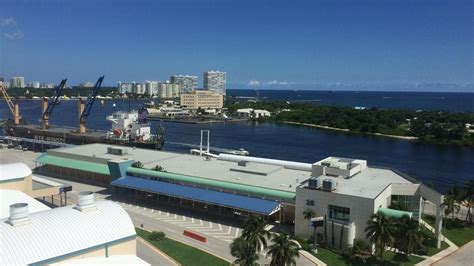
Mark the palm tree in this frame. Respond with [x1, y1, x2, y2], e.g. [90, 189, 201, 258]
[230, 236, 259, 266]
[302, 209, 317, 248]
[442, 186, 461, 220]
[463, 180, 474, 224]
[267, 232, 300, 266]
[365, 213, 395, 260]
[241, 216, 272, 253]
[396, 215, 423, 255]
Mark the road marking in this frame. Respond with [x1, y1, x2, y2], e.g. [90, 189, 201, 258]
[235, 228, 240, 237]
[151, 209, 154, 213]
[206, 227, 232, 235]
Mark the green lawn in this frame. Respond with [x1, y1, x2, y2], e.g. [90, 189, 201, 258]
[312, 247, 424, 266]
[420, 226, 449, 256]
[424, 215, 474, 247]
[312, 247, 347, 266]
[136, 228, 230, 266]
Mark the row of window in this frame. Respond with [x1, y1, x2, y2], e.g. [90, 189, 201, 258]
[305, 200, 351, 222]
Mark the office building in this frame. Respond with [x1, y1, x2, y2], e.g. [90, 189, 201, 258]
[10, 77, 25, 88]
[204, 71, 226, 95]
[35, 143, 445, 250]
[180, 90, 224, 109]
[170, 75, 198, 94]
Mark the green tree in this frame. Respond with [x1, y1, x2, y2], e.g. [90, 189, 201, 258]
[267, 232, 300, 266]
[132, 161, 144, 168]
[395, 215, 423, 255]
[463, 180, 474, 224]
[230, 237, 259, 266]
[365, 213, 395, 260]
[442, 186, 461, 220]
[241, 217, 272, 253]
[302, 209, 317, 248]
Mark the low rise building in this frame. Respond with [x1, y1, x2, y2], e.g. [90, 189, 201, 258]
[34, 144, 444, 250]
[236, 108, 271, 118]
[180, 90, 224, 109]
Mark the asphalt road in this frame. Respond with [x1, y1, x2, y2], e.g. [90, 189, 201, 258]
[137, 237, 177, 266]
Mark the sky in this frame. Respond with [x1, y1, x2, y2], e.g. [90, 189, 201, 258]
[0, 0, 473, 91]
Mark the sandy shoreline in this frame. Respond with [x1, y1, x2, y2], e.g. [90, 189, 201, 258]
[282, 121, 419, 141]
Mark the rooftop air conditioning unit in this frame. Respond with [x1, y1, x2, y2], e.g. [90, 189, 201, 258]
[107, 147, 127, 155]
[308, 177, 322, 189]
[322, 179, 337, 191]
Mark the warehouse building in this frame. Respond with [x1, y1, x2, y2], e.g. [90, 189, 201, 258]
[34, 143, 444, 249]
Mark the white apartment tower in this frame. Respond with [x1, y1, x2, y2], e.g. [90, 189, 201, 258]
[170, 75, 198, 94]
[10, 77, 25, 88]
[204, 71, 226, 95]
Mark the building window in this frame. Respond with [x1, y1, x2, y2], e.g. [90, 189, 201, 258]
[306, 200, 314, 206]
[328, 205, 350, 222]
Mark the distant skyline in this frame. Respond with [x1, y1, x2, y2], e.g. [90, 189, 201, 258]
[0, 0, 473, 91]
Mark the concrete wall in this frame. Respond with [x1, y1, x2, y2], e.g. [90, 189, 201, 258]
[55, 237, 136, 264]
[295, 186, 375, 248]
[0, 175, 32, 195]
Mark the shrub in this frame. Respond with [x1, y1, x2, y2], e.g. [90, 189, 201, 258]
[132, 161, 144, 168]
[149, 231, 166, 241]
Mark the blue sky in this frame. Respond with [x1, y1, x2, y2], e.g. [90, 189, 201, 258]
[0, 0, 473, 90]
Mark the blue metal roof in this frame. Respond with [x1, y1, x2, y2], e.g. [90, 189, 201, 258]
[111, 176, 281, 215]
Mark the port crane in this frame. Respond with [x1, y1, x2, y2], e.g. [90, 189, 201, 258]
[0, 83, 21, 125]
[41, 79, 67, 128]
[79, 76, 104, 133]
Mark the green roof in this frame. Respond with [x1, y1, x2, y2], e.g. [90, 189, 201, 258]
[35, 154, 110, 175]
[378, 207, 412, 219]
[126, 167, 295, 201]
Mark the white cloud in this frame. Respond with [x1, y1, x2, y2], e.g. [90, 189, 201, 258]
[4, 31, 24, 40]
[248, 79, 260, 86]
[0, 17, 16, 26]
[267, 80, 288, 85]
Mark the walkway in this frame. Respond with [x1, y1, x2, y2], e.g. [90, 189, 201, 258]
[432, 241, 474, 266]
[137, 237, 178, 266]
[415, 220, 459, 266]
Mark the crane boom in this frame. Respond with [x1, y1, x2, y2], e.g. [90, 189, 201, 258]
[0, 83, 15, 116]
[80, 76, 104, 121]
[42, 79, 67, 120]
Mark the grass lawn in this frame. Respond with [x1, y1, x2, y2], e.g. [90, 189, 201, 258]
[424, 215, 474, 247]
[312, 247, 347, 266]
[136, 228, 230, 266]
[312, 247, 424, 266]
[419, 226, 449, 256]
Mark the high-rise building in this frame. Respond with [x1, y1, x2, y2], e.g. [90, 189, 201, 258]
[158, 81, 180, 98]
[145, 81, 159, 97]
[10, 77, 25, 88]
[204, 71, 226, 95]
[170, 75, 197, 94]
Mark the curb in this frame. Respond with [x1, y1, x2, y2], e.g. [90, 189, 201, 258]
[137, 228, 233, 264]
[137, 236, 180, 266]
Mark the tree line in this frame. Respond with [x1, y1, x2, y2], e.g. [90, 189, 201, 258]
[225, 100, 474, 146]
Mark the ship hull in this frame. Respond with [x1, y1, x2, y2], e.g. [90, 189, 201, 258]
[2, 120, 163, 150]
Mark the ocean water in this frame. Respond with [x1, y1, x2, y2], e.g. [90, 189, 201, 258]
[228, 90, 474, 112]
[1, 90, 473, 193]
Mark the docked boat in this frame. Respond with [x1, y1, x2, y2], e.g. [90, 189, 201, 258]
[1, 77, 164, 151]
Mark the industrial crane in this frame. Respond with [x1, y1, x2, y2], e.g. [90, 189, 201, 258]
[78, 76, 104, 133]
[0, 83, 20, 125]
[41, 79, 67, 128]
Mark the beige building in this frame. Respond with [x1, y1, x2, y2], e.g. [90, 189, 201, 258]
[180, 90, 224, 109]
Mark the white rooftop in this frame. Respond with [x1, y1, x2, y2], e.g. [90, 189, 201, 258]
[312, 167, 413, 199]
[47, 144, 312, 192]
[0, 200, 136, 265]
[0, 189, 50, 219]
[52, 255, 150, 265]
[0, 154, 31, 182]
